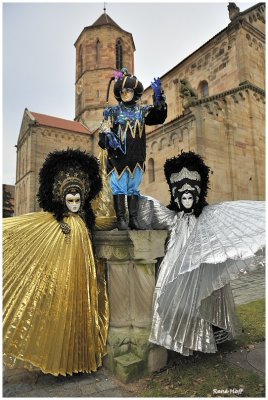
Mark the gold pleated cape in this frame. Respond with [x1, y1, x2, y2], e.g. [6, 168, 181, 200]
[3, 212, 109, 376]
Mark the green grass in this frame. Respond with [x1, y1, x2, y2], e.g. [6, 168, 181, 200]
[142, 354, 265, 397]
[236, 299, 265, 345]
[138, 299, 265, 397]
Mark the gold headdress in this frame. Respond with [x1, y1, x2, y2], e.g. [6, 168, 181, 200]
[52, 167, 91, 203]
[37, 149, 102, 232]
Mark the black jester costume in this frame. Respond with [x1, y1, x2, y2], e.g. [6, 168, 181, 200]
[99, 68, 167, 230]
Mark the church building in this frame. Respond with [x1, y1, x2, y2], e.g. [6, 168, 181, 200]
[15, 2, 265, 215]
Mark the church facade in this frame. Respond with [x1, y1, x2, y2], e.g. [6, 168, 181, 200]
[15, 2, 265, 215]
[15, 110, 91, 214]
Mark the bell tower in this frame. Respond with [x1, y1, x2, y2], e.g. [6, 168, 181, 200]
[74, 10, 135, 135]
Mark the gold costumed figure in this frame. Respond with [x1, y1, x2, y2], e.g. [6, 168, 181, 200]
[92, 149, 117, 229]
[3, 149, 109, 376]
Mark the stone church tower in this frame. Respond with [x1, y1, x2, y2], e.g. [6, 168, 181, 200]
[74, 10, 135, 152]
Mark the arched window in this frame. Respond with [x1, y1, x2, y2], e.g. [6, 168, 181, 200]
[78, 45, 83, 76]
[96, 39, 101, 64]
[148, 158, 155, 183]
[198, 80, 209, 97]
[116, 39, 123, 70]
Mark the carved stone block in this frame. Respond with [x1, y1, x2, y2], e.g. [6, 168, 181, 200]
[94, 230, 169, 382]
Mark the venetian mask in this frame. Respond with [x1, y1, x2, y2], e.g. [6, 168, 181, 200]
[172, 182, 196, 212]
[65, 193, 81, 213]
[181, 192, 194, 209]
[120, 88, 134, 103]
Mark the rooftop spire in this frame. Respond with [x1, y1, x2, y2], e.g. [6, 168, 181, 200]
[91, 10, 121, 29]
[103, 2, 106, 13]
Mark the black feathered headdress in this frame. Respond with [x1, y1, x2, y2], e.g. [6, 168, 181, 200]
[37, 149, 102, 232]
[164, 151, 210, 216]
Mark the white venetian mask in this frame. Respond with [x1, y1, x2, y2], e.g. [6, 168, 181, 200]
[65, 193, 81, 213]
[181, 192, 194, 209]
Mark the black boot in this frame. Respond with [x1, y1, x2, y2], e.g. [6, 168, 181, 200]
[127, 195, 145, 230]
[113, 195, 129, 230]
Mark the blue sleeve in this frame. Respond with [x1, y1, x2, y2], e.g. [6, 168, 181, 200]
[103, 106, 113, 120]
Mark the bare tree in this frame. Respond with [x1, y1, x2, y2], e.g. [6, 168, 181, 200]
[3, 185, 14, 218]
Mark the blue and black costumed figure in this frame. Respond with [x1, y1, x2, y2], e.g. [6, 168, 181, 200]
[98, 68, 167, 230]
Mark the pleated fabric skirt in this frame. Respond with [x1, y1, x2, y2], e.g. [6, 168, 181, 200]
[3, 212, 109, 376]
[149, 201, 265, 355]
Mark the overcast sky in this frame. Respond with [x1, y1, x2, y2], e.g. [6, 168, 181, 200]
[2, 1, 256, 185]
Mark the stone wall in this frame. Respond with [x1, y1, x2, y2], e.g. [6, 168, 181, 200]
[141, 83, 265, 205]
[15, 112, 33, 215]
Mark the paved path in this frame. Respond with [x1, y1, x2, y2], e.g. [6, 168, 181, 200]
[228, 268, 265, 378]
[3, 268, 265, 397]
[3, 367, 133, 398]
[226, 341, 265, 378]
[231, 268, 265, 305]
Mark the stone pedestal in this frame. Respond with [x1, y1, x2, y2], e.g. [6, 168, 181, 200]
[94, 230, 168, 383]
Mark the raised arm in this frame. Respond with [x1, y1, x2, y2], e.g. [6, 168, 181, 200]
[145, 78, 167, 125]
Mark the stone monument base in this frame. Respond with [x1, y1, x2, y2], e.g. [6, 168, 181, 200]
[103, 327, 167, 382]
[94, 230, 168, 382]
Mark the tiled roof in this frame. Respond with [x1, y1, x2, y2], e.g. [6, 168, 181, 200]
[91, 13, 121, 29]
[30, 111, 90, 134]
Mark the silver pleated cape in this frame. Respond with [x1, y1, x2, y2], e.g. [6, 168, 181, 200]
[138, 197, 265, 355]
